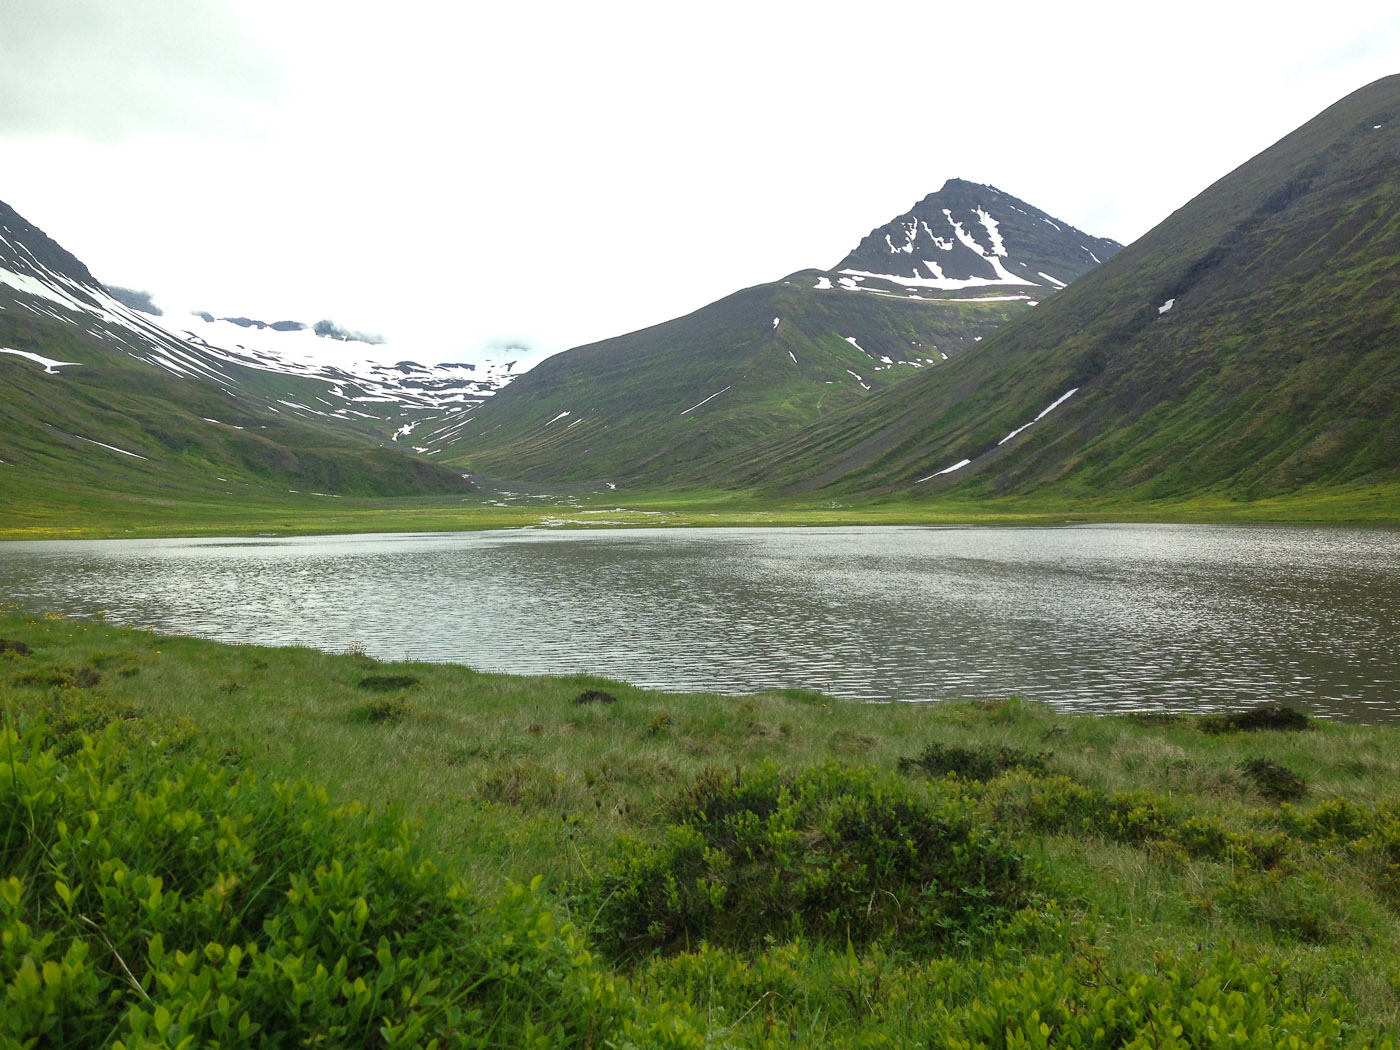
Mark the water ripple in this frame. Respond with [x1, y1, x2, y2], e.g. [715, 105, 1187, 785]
[2, 524, 1399, 722]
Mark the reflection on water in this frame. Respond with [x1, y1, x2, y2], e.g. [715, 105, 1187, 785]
[2, 524, 1399, 722]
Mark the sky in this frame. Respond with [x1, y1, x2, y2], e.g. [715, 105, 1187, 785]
[2, 1, 1398, 368]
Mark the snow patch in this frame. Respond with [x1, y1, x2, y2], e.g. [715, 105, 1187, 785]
[885, 219, 919, 254]
[814, 276, 832, 290]
[544, 411, 572, 426]
[0, 347, 81, 373]
[772, 317, 780, 329]
[1082, 246, 1102, 264]
[920, 221, 954, 250]
[975, 208, 1007, 256]
[844, 336, 869, 355]
[680, 387, 730, 416]
[71, 433, 149, 460]
[840, 267, 1035, 292]
[916, 459, 972, 483]
[1037, 272, 1067, 289]
[997, 387, 1080, 446]
[842, 207, 1034, 291]
[1158, 298, 1176, 315]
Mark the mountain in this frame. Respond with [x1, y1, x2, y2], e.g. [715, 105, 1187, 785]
[832, 178, 1120, 298]
[739, 75, 1400, 503]
[1, 204, 524, 450]
[442, 181, 1120, 486]
[0, 199, 477, 519]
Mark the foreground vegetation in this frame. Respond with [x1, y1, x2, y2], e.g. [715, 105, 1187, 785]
[5, 606, 1400, 1046]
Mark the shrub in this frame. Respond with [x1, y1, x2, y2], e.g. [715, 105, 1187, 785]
[987, 773, 1287, 866]
[6, 664, 100, 690]
[0, 721, 698, 1049]
[356, 674, 419, 691]
[1240, 757, 1307, 802]
[898, 740, 1050, 782]
[923, 949, 1369, 1049]
[585, 761, 1035, 959]
[572, 689, 618, 705]
[1199, 704, 1312, 734]
[1209, 869, 1371, 944]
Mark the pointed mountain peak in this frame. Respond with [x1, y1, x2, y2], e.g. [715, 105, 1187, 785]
[832, 182, 1121, 297]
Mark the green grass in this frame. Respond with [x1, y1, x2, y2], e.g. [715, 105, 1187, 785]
[4, 477, 1398, 541]
[6, 606, 1400, 1045]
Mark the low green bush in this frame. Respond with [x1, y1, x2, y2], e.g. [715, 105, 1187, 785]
[897, 740, 1050, 782]
[357, 674, 420, 692]
[584, 760, 1035, 959]
[1240, 757, 1308, 802]
[0, 721, 700, 1049]
[571, 689, 617, 705]
[988, 773, 1289, 866]
[1200, 704, 1313, 734]
[637, 939, 1385, 1048]
[925, 949, 1377, 1049]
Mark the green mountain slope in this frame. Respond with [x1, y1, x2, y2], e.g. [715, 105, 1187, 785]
[446, 181, 1118, 486]
[745, 75, 1400, 502]
[0, 294, 471, 526]
[444, 275, 1028, 485]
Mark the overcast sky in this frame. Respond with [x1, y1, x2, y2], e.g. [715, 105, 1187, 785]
[2, 1, 1398, 367]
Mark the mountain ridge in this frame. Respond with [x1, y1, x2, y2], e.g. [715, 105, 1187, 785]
[443, 180, 1119, 485]
[737, 75, 1400, 502]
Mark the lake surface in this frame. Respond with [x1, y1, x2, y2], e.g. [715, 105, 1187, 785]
[3, 524, 1399, 722]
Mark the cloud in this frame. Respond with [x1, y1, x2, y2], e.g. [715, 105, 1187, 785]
[0, 0, 282, 140]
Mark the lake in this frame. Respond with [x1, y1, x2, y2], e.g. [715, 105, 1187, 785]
[2, 524, 1398, 722]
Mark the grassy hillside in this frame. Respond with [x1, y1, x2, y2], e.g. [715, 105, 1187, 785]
[0, 297, 474, 528]
[445, 274, 1030, 486]
[5, 607, 1400, 1045]
[741, 75, 1400, 503]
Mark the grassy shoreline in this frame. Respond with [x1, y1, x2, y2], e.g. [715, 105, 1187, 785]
[5, 607, 1400, 1045]
[3, 477, 1398, 541]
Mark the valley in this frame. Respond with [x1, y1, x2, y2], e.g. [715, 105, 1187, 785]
[5, 11, 1400, 1048]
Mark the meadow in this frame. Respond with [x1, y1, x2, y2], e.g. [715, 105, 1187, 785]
[3, 475, 1398, 542]
[4, 605, 1400, 1046]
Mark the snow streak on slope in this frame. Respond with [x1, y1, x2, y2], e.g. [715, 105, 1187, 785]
[0, 347, 80, 373]
[0, 238, 524, 451]
[998, 388, 1079, 446]
[840, 205, 1038, 291]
